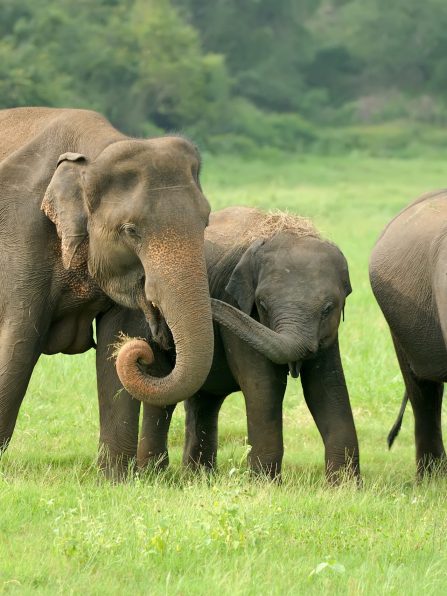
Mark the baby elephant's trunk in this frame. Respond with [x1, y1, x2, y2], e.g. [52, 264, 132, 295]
[211, 299, 314, 364]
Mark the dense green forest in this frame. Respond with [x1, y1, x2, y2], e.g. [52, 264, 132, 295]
[2, 0, 447, 152]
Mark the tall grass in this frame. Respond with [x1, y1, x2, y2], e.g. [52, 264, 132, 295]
[1, 154, 447, 594]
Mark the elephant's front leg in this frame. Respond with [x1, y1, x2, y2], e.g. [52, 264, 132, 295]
[138, 403, 175, 471]
[241, 367, 287, 480]
[225, 333, 287, 480]
[0, 318, 42, 455]
[183, 392, 226, 471]
[300, 338, 360, 484]
[96, 307, 142, 481]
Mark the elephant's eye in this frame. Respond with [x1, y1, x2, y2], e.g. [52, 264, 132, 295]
[322, 302, 334, 318]
[120, 223, 141, 240]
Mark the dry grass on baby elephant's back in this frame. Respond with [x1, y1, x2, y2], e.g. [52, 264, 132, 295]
[240, 208, 320, 245]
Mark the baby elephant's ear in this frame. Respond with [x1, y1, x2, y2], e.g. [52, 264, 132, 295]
[344, 272, 352, 297]
[338, 249, 352, 297]
[334, 247, 352, 297]
[225, 238, 264, 314]
[41, 152, 88, 269]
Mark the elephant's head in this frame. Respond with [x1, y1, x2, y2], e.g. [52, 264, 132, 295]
[211, 231, 351, 376]
[41, 137, 213, 405]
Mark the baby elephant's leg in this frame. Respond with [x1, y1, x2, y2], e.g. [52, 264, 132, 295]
[300, 339, 360, 484]
[137, 347, 176, 471]
[183, 392, 226, 470]
[241, 366, 287, 480]
[138, 403, 175, 470]
[226, 334, 287, 480]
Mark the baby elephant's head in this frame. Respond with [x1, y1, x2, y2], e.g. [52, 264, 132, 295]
[223, 231, 351, 376]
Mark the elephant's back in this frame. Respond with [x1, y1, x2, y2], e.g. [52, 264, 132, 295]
[373, 189, 447, 253]
[371, 192, 447, 293]
[0, 107, 123, 164]
[371, 192, 447, 300]
[371, 190, 447, 272]
[0, 108, 60, 161]
[370, 190, 447, 368]
[206, 206, 264, 249]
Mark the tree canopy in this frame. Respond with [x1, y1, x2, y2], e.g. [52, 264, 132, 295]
[1, 0, 447, 150]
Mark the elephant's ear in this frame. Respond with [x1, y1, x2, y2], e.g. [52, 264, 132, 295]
[41, 152, 88, 269]
[336, 247, 352, 297]
[225, 239, 264, 314]
[344, 272, 352, 297]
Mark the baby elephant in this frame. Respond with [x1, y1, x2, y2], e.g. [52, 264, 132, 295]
[97, 207, 360, 482]
[370, 190, 447, 477]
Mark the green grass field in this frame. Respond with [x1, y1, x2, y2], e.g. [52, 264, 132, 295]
[1, 154, 447, 595]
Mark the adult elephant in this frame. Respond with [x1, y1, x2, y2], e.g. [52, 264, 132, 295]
[0, 107, 214, 459]
[370, 189, 447, 477]
[98, 207, 360, 482]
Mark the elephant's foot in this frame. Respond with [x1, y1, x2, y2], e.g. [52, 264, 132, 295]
[416, 452, 447, 479]
[137, 450, 169, 473]
[0, 411, 23, 458]
[326, 465, 361, 487]
[325, 451, 361, 487]
[182, 446, 217, 473]
[97, 447, 135, 483]
[0, 435, 11, 457]
[249, 452, 282, 482]
[137, 432, 170, 472]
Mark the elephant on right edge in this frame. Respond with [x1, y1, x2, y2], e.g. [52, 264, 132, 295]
[370, 189, 447, 477]
[98, 207, 360, 483]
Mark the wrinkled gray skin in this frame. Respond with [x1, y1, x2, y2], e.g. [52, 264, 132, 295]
[0, 107, 214, 460]
[97, 207, 359, 482]
[370, 189, 447, 477]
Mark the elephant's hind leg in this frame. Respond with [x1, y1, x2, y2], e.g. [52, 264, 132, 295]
[138, 404, 175, 471]
[394, 338, 445, 477]
[183, 392, 226, 471]
[408, 377, 444, 477]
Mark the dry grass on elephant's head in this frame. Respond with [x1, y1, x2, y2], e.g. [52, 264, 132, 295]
[241, 209, 320, 245]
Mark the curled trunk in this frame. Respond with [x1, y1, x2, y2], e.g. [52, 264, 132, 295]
[115, 247, 214, 406]
[211, 298, 315, 364]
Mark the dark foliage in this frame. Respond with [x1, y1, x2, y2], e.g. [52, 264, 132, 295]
[2, 0, 447, 152]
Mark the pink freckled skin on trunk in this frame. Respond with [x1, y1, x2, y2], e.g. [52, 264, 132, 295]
[115, 229, 214, 406]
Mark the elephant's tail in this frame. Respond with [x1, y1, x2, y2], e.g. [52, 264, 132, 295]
[387, 392, 409, 449]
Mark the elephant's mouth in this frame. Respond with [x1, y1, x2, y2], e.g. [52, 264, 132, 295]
[137, 290, 173, 351]
[288, 361, 301, 378]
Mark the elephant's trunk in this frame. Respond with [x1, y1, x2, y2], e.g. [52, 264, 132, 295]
[211, 298, 316, 364]
[115, 239, 213, 406]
